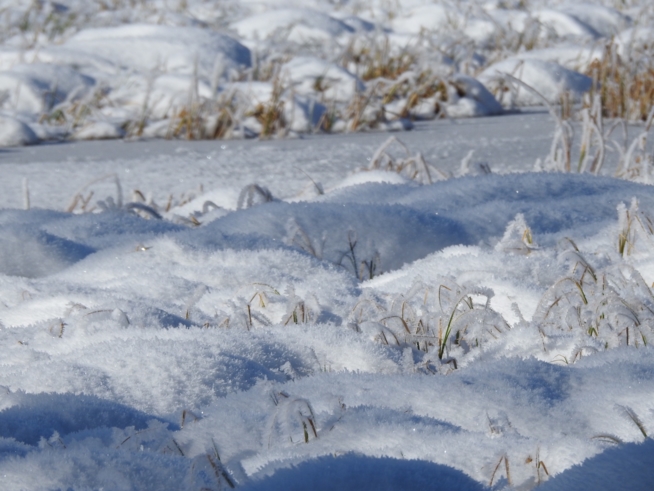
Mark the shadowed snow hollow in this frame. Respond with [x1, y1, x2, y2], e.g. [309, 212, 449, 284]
[201, 201, 470, 273]
[240, 454, 486, 491]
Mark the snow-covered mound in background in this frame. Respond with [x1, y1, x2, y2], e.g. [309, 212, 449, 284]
[63, 24, 251, 77]
[0, 114, 38, 146]
[0, 63, 94, 115]
[0, 0, 649, 145]
[478, 58, 592, 106]
[282, 57, 364, 103]
[231, 8, 354, 44]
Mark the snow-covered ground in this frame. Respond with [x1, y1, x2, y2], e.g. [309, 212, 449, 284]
[2, 1, 654, 490]
[0, 0, 652, 145]
[2, 111, 654, 490]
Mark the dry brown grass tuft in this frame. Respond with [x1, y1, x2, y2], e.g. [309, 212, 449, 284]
[586, 43, 654, 121]
[342, 37, 416, 82]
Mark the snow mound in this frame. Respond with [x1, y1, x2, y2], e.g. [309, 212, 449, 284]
[392, 4, 462, 34]
[231, 8, 353, 43]
[73, 121, 126, 140]
[227, 80, 328, 135]
[0, 392, 164, 445]
[330, 170, 411, 190]
[483, 6, 530, 33]
[319, 173, 654, 244]
[107, 74, 216, 122]
[558, 4, 631, 37]
[539, 439, 654, 491]
[532, 9, 600, 39]
[446, 75, 504, 117]
[392, 5, 496, 44]
[330, 13, 377, 33]
[200, 201, 470, 273]
[515, 46, 604, 72]
[0, 226, 94, 278]
[0, 63, 94, 115]
[615, 27, 654, 57]
[282, 57, 364, 103]
[241, 454, 486, 491]
[478, 58, 592, 106]
[0, 115, 38, 146]
[63, 24, 251, 78]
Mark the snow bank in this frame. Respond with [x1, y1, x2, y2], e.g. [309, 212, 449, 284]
[478, 58, 592, 106]
[282, 57, 364, 103]
[0, 114, 37, 146]
[72, 121, 126, 140]
[446, 75, 504, 117]
[615, 26, 654, 57]
[532, 9, 601, 38]
[392, 4, 498, 44]
[63, 24, 251, 78]
[231, 8, 353, 43]
[0, 63, 94, 115]
[539, 439, 654, 491]
[392, 4, 462, 34]
[0, 0, 646, 145]
[515, 46, 604, 72]
[240, 454, 487, 491]
[558, 3, 630, 37]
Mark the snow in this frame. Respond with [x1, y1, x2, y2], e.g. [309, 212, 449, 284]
[478, 58, 593, 106]
[446, 75, 504, 117]
[0, 0, 654, 490]
[0, 63, 94, 115]
[63, 24, 251, 77]
[391, 4, 463, 34]
[2, 130, 654, 488]
[232, 8, 354, 43]
[282, 57, 364, 103]
[615, 26, 654, 57]
[0, 0, 645, 145]
[558, 4, 630, 37]
[531, 9, 600, 39]
[0, 114, 38, 146]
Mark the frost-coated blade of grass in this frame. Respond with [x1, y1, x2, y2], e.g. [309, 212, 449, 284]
[66, 173, 123, 212]
[502, 72, 574, 172]
[619, 405, 649, 440]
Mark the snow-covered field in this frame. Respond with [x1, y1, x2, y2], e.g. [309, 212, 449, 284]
[2, 1, 654, 490]
[0, 0, 652, 144]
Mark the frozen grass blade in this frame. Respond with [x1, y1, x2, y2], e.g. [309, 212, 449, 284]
[619, 405, 648, 439]
[592, 434, 624, 445]
[489, 454, 511, 487]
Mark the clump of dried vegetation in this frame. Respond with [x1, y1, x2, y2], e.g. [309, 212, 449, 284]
[586, 41, 654, 122]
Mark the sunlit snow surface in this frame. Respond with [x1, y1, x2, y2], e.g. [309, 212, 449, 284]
[1, 118, 654, 490]
[0, 0, 650, 144]
[1, 0, 654, 490]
